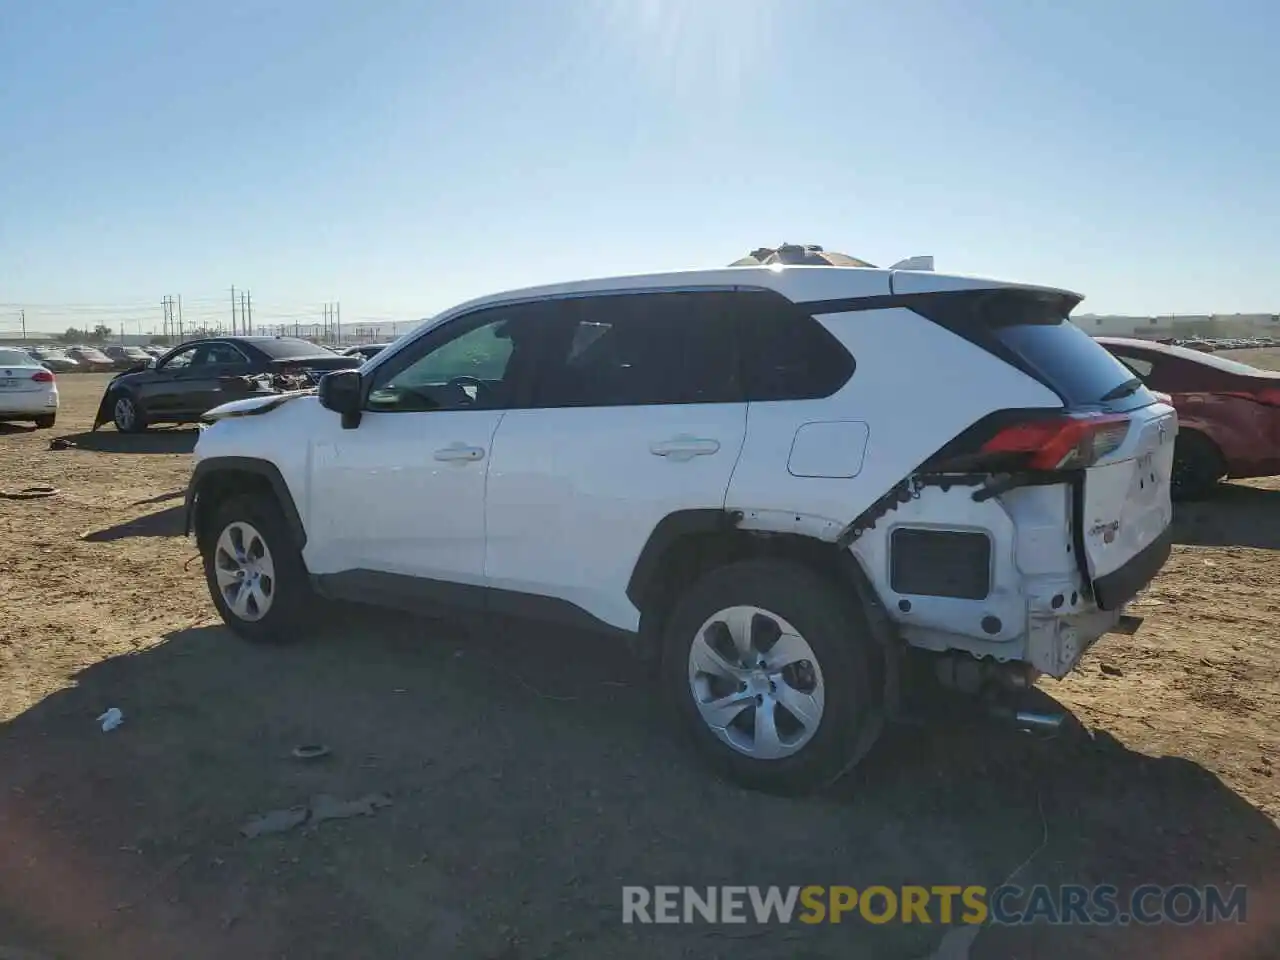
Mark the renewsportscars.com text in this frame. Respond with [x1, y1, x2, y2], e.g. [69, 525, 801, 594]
[622, 884, 1247, 926]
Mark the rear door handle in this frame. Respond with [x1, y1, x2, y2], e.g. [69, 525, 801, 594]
[650, 436, 721, 461]
[433, 443, 486, 463]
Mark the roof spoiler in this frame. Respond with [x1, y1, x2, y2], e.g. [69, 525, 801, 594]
[888, 255, 934, 272]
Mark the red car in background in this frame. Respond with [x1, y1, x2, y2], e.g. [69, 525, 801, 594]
[1097, 337, 1280, 499]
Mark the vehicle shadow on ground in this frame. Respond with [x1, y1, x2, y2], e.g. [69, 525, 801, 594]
[81, 505, 185, 542]
[1173, 483, 1280, 550]
[0, 422, 39, 435]
[58, 429, 199, 455]
[0, 613, 1275, 960]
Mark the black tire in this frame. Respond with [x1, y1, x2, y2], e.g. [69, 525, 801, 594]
[111, 391, 148, 433]
[202, 493, 314, 643]
[34, 415, 56, 429]
[661, 559, 880, 795]
[1171, 430, 1224, 501]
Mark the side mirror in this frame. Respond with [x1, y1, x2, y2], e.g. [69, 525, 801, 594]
[318, 369, 363, 429]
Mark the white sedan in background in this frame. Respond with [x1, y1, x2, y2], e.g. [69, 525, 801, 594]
[0, 348, 59, 428]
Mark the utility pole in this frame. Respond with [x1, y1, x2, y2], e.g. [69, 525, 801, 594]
[177, 294, 184, 341]
[323, 302, 338, 343]
[336, 302, 340, 346]
[230, 286, 237, 335]
[240, 291, 248, 336]
[246, 290, 252, 334]
[19, 309, 25, 341]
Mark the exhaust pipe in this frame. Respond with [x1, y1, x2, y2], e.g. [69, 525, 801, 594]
[1012, 710, 1065, 732]
[987, 705, 1066, 731]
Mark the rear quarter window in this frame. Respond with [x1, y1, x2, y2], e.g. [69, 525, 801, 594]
[738, 290, 855, 401]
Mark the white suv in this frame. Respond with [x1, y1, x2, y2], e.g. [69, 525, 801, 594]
[186, 263, 1176, 792]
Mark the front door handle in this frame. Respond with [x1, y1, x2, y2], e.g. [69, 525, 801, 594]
[434, 443, 486, 463]
[650, 436, 721, 461]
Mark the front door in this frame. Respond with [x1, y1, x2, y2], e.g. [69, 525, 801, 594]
[306, 302, 544, 606]
[137, 342, 201, 416]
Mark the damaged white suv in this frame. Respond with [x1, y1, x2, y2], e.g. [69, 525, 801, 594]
[185, 258, 1176, 792]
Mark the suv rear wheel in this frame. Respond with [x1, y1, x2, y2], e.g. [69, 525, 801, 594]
[661, 559, 879, 794]
[202, 493, 313, 642]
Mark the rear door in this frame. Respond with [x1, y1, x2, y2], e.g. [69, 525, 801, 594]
[483, 291, 748, 632]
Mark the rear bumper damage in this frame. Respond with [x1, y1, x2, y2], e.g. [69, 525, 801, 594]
[844, 469, 1173, 681]
[1092, 528, 1172, 611]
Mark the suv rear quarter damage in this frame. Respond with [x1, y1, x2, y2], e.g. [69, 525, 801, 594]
[843, 481, 1119, 678]
[719, 284, 1175, 680]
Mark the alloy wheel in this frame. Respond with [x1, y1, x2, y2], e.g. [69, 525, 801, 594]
[213, 521, 277, 622]
[687, 605, 826, 760]
[113, 395, 136, 431]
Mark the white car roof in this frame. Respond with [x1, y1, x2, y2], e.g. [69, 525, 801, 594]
[427, 265, 1081, 326]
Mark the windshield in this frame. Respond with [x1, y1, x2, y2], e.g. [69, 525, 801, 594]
[253, 338, 334, 359]
[0, 349, 33, 365]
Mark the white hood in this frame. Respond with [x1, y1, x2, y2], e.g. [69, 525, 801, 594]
[201, 390, 315, 423]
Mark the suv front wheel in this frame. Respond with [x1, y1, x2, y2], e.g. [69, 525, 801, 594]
[662, 559, 880, 794]
[112, 392, 148, 433]
[202, 493, 313, 642]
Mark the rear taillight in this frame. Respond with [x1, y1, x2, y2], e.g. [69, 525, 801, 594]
[980, 413, 1131, 470]
[31, 369, 54, 383]
[1224, 387, 1280, 408]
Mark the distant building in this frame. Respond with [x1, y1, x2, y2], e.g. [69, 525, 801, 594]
[1072, 313, 1280, 339]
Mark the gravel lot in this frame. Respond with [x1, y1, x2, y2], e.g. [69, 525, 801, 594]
[1, 369, 1277, 959]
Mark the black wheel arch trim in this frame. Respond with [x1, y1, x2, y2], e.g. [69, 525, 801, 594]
[185, 456, 307, 550]
[92, 381, 135, 431]
[625, 508, 742, 609]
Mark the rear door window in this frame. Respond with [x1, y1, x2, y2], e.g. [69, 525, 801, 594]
[532, 292, 741, 408]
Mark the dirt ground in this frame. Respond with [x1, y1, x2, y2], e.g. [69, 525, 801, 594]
[1, 366, 1278, 959]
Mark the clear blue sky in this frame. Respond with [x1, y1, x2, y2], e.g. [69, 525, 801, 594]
[2, 0, 1278, 331]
